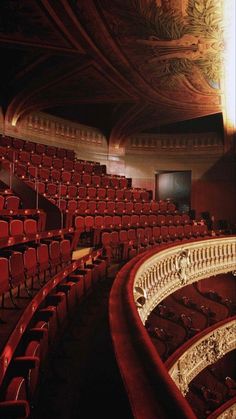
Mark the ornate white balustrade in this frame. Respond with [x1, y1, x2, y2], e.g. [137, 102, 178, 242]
[133, 237, 236, 324]
[168, 319, 236, 396]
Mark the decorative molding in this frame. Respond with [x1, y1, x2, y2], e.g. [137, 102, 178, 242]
[168, 320, 236, 396]
[133, 237, 236, 324]
[217, 404, 236, 418]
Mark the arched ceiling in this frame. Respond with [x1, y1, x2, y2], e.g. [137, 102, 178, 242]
[0, 0, 224, 146]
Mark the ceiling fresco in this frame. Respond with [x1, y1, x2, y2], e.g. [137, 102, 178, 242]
[0, 0, 225, 146]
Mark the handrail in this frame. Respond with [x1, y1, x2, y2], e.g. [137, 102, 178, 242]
[109, 236, 236, 419]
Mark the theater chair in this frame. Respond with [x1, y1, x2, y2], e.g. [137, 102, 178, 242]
[0, 376, 30, 418]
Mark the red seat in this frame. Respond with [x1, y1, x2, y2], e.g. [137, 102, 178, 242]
[58, 199, 67, 211]
[47, 240, 61, 275]
[122, 215, 131, 228]
[160, 225, 169, 241]
[57, 184, 67, 197]
[63, 159, 74, 171]
[176, 225, 184, 240]
[56, 148, 67, 159]
[36, 143, 46, 154]
[74, 161, 84, 173]
[84, 215, 94, 231]
[150, 201, 159, 212]
[148, 214, 157, 226]
[87, 187, 96, 200]
[46, 183, 57, 196]
[97, 188, 106, 200]
[67, 200, 77, 212]
[24, 219, 37, 235]
[104, 215, 113, 229]
[130, 214, 139, 227]
[34, 243, 50, 283]
[124, 190, 132, 201]
[38, 167, 50, 181]
[20, 246, 38, 289]
[113, 215, 122, 229]
[0, 376, 30, 419]
[139, 214, 148, 227]
[31, 153, 42, 166]
[82, 173, 92, 186]
[0, 195, 5, 210]
[19, 150, 30, 163]
[110, 177, 119, 189]
[116, 201, 125, 214]
[116, 189, 124, 201]
[51, 169, 61, 182]
[0, 257, 10, 305]
[142, 202, 151, 214]
[9, 219, 24, 237]
[159, 201, 168, 213]
[41, 155, 52, 168]
[91, 174, 101, 187]
[157, 215, 166, 226]
[97, 200, 106, 214]
[166, 215, 174, 225]
[59, 239, 71, 265]
[107, 188, 116, 200]
[71, 172, 81, 185]
[174, 215, 182, 226]
[101, 176, 110, 188]
[125, 201, 133, 214]
[119, 178, 127, 188]
[84, 162, 94, 174]
[24, 140, 36, 152]
[61, 170, 71, 184]
[153, 226, 161, 243]
[53, 157, 63, 170]
[5, 195, 20, 210]
[106, 201, 115, 214]
[184, 224, 192, 239]
[67, 185, 77, 198]
[168, 225, 178, 241]
[74, 216, 85, 232]
[0, 220, 9, 239]
[46, 145, 57, 157]
[78, 186, 86, 199]
[77, 200, 87, 214]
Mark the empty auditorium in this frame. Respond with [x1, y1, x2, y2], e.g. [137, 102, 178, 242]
[0, 1, 235, 418]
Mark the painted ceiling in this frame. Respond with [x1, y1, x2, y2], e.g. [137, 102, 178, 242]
[0, 0, 225, 146]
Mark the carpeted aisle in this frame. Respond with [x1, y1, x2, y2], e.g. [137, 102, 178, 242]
[34, 265, 133, 419]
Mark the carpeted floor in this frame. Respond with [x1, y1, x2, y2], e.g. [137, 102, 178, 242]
[34, 264, 134, 419]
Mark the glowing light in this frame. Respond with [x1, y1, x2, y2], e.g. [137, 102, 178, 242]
[223, 0, 236, 130]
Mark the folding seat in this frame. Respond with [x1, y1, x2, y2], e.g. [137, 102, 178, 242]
[157, 214, 166, 226]
[31, 153, 42, 167]
[6, 148, 18, 162]
[84, 215, 94, 232]
[110, 231, 120, 260]
[35, 143, 46, 154]
[199, 223, 208, 237]
[5, 195, 20, 210]
[46, 145, 57, 157]
[77, 200, 87, 214]
[67, 199, 77, 212]
[46, 182, 57, 196]
[51, 168, 61, 182]
[74, 161, 84, 173]
[61, 170, 71, 184]
[38, 167, 50, 181]
[144, 226, 153, 244]
[24, 219, 37, 236]
[124, 189, 132, 201]
[83, 162, 93, 174]
[66, 149, 75, 160]
[122, 214, 131, 228]
[142, 202, 151, 214]
[141, 191, 149, 202]
[116, 189, 124, 201]
[0, 195, 5, 210]
[119, 177, 128, 189]
[78, 186, 86, 199]
[63, 159, 74, 172]
[0, 376, 30, 418]
[150, 201, 159, 213]
[106, 201, 115, 214]
[47, 240, 61, 275]
[57, 183, 67, 197]
[176, 225, 185, 240]
[97, 188, 106, 200]
[70, 268, 92, 296]
[148, 214, 157, 226]
[134, 202, 142, 214]
[168, 225, 178, 241]
[184, 224, 192, 239]
[139, 214, 148, 227]
[159, 201, 168, 213]
[19, 150, 31, 163]
[136, 228, 148, 249]
[0, 256, 10, 309]
[9, 219, 24, 237]
[0, 220, 9, 240]
[182, 213, 190, 225]
[57, 199, 67, 211]
[5, 250, 26, 299]
[41, 155, 52, 168]
[87, 186, 96, 200]
[56, 278, 78, 317]
[119, 229, 130, 260]
[57, 148, 67, 159]
[59, 239, 71, 265]
[92, 174, 101, 187]
[33, 243, 50, 283]
[153, 226, 161, 244]
[67, 185, 77, 198]
[160, 225, 170, 242]
[167, 202, 176, 214]
[74, 215, 85, 232]
[166, 215, 174, 226]
[97, 200, 106, 214]
[116, 201, 125, 214]
[107, 188, 116, 201]
[12, 137, 24, 149]
[174, 214, 182, 226]
[104, 215, 113, 229]
[192, 224, 201, 238]
[52, 157, 63, 170]
[15, 163, 27, 178]
[71, 172, 81, 185]
[82, 173, 92, 186]
[113, 215, 122, 230]
[110, 177, 119, 189]
[130, 214, 139, 227]
[24, 140, 36, 152]
[100, 176, 109, 188]
[87, 200, 96, 214]
[19, 245, 38, 289]
[0, 135, 12, 147]
[94, 215, 104, 230]
[132, 190, 141, 201]
[125, 201, 133, 214]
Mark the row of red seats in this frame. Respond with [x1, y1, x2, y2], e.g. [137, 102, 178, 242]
[100, 224, 209, 262]
[0, 218, 40, 240]
[0, 194, 20, 210]
[0, 254, 107, 418]
[0, 134, 76, 160]
[0, 238, 72, 307]
[74, 214, 193, 233]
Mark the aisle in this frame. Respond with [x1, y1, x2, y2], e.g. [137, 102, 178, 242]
[35, 265, 133, 419]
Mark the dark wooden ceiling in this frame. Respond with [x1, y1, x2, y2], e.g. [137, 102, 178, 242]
[0, 0, 224, 146]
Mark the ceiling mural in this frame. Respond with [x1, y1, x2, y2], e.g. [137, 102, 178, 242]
[97, 0, 224, 100]
[0, 0, 227, 146]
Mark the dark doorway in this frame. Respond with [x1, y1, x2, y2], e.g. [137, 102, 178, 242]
[156, 170, 191, 213]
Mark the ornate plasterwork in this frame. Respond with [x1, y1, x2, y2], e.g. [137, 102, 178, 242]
[217, 404, 236, 419]
[168, 320, 236, 395]
[133, 237, 236, 324]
